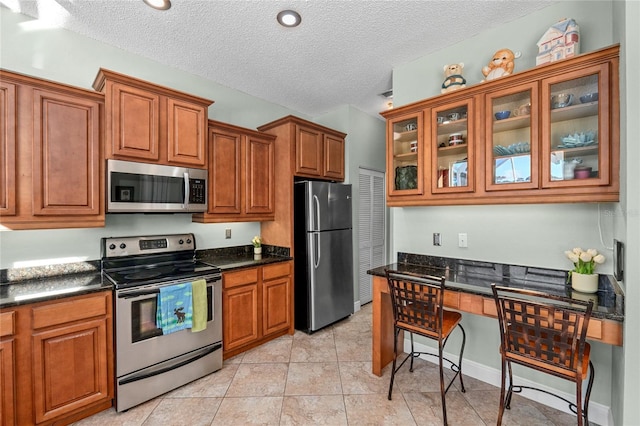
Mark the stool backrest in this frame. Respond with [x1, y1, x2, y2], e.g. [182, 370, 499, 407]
[491, 284, 593, 376]
[385, 270, 446, 339]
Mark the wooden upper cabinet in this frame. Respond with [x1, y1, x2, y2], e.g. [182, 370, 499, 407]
[382, 44, 620, 206]
[258, 115, 347, 182]
[246, 134, 275, 215]
[295, 125, 323, 176]
[208, 125, 242, 214]
[108, 82, 160, 161]
[0, 69, 105, 230]
[32, 89, 101, 216]
[323, 133, 345, 180]
[93, 68, 212, 167]
[192, 120, 275, 223]
[167, 97, 207, 166]
[0, 80, 16, 216]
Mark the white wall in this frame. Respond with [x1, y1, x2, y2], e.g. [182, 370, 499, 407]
[390, 1, 638, 423]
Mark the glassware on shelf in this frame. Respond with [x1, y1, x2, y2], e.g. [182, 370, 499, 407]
[435, 106, 469, 190]
[548, 73, 600, 182]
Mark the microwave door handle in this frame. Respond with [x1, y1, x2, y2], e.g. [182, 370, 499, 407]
[183, 172, 190, 208]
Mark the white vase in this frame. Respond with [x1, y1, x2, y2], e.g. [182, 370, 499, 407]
[254, 247, 262, 255]
[571, 272, 599, 293]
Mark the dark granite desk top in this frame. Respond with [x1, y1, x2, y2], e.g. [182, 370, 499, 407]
[367, 253, 624, 322]
[0, 245, 292, 309]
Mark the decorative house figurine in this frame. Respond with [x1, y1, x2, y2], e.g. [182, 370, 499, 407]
[536, 18, 580, 65]
[441, 63, 467, 93]
[482, 49, 521, 82]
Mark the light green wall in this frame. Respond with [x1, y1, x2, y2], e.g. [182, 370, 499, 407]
[391, 1, 638, 423]
[612, 1, 640, 424]
[316, 106, 387, 305]
[0, 8, 385, 272]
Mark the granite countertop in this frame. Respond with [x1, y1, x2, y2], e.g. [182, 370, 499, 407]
[197, 246, 292, 272]
[0, 271, 109, 308]
[0, 245, 292, 309]
[368, 253, 624, 322]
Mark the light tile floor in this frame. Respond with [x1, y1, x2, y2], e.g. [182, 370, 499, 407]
[74, 303, 582, 425]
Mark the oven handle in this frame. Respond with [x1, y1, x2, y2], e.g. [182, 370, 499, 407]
[117, 275, 220, 298]
[118, 342, 222, 386]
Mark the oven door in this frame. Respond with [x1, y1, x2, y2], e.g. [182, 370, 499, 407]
[115, 276, 222, 377]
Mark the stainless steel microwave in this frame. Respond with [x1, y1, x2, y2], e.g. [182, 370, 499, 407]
[107, 159, 207, 213]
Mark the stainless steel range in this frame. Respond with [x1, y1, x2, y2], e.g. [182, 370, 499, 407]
[101, 233, 222, 412]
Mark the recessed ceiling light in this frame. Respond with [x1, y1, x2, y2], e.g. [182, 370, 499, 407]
[277, 10, 301, 27]
[143, 0, 171, 11]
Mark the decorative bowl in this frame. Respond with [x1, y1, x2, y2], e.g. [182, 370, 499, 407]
[579, 92, 599, 103]
[551, 93, 574, 109]
[494, 110, 511, 120]
[574, 166, 592, 179]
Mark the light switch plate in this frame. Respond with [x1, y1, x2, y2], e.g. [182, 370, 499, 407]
[433, 233, 441, 246]
[225, 229, 231, 239]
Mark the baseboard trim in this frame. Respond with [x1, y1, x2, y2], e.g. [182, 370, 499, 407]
[404, 339, 613, 426]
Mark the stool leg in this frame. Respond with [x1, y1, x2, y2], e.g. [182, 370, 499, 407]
[497, 356, 507, 426]
[505, 360, 514, 409]
[438, 341, 448, 426]
[457, 324, 466, 392]
[409, 332, 415, 372]
[388, 326, 400, 400]
[583, 361, 595, 425]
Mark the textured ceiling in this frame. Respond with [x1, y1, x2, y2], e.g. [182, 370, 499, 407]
[11, 0, 557, 119]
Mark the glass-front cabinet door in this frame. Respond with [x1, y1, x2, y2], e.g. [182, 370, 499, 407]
[485, 83, 539, 191]
[432, 100, 474, 194]
[541, 63, 610, 188]
[387, 112, 423, 196]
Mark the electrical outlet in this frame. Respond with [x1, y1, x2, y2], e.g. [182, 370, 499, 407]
[458, 233, 468, 248]
[433, 233, 441, 246]
[225, 228, 231, 239]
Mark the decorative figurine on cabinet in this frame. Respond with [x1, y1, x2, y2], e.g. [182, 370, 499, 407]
[441, 63, 467, 93]
[482, 48, 521, 82]
[536, 18, 580, 65]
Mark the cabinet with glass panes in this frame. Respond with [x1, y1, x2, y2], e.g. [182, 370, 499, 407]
[386, 112, 423, 197]
[432, 100, 474, 194]
[381, 44, 619, 206]
[541, 62, 612, 189]
[485, 82, 539, 192]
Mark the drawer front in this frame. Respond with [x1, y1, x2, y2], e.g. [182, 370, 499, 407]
[224, 267, 259, 289]
[32, 292, 109, 330]
[262, 262, 291, 281]
[0, 310, 15, 337]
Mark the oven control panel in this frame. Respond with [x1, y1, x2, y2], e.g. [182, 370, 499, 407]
[102, 233, 196, 258]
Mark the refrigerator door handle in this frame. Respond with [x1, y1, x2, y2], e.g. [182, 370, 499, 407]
[313, 194, 321, 230]
[314, 233, 321, 268]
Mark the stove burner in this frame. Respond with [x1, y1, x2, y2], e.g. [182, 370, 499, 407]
[124, 270, 164, 281]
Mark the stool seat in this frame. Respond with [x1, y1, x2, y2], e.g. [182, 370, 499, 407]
[385, 270, 466, 425]
[491, 284, 594, 426]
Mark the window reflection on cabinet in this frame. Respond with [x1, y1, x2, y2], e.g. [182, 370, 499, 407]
[387, 114, 423, 196]
[432, 101, 474, 193]
[542, 63, 610, 188]
[485, 83, 539, 191]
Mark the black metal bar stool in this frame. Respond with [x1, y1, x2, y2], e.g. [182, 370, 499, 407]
[385, 269, 466, 425]
[491, 284, 595, 426]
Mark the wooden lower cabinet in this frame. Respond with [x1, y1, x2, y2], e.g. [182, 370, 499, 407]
[9, 291, 113, 425]
[222, 261, 293, 359]
[0, 312, 16, 426]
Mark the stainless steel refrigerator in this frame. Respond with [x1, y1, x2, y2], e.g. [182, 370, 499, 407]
[294, 181, 354, 333]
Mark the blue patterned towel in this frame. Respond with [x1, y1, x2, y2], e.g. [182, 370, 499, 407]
[156, 283, 193, 334]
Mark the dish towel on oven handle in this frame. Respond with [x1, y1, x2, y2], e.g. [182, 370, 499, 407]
[156, 283, 193, 334]
[191, 279, 208, 332]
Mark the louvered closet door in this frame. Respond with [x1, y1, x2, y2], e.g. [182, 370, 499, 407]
[358, 168, 386, 305]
